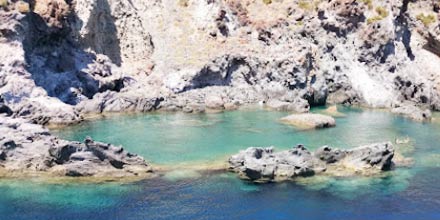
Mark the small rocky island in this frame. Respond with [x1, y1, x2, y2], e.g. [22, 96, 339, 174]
[228, 143, 396, 182]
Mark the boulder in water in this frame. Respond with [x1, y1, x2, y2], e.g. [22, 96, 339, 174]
[321, 105, 345, 117]
[280, 113, 336, 129]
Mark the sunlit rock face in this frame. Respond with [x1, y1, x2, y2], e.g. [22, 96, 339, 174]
[0, 0, 440, 122]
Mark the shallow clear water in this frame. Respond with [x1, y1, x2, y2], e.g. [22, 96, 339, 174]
[51, 107, 417, 165]
[2, 107, 440, 220]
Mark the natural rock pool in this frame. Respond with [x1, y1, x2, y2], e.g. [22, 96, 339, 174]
[2, 107, 440, 219]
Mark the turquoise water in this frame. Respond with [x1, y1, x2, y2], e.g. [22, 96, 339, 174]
[2, 107, 440, 219]
[52, 107, 412, 165]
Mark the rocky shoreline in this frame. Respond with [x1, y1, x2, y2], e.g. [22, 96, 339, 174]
[0, 0, 439, 181]
[0, 113, 153, 180]
[0, 105, 412, 183]
[0, 0, 439, 127]
[0, 96, 422, 183]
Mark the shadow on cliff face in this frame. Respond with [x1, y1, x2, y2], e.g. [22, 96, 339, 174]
[20, 0, 123, 105]
[22, 10, 100, 105]
[396, 0, 415, 61]
[80, 0, 122, 66]
[423, 33, 440, 57]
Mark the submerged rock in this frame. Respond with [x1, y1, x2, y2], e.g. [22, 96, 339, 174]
[280, 113, 336, 129]
[229, 142, 395, 182]
[321, 105, 345, 117]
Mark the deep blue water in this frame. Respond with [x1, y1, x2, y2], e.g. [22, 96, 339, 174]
[1, 107, 440, 220]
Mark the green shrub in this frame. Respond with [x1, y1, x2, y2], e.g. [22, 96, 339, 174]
[416, 13, 436, 27]
[0, 0, 8, 8]
[367, 6, 389, 24]
[298, 1, 313, 11]
[359, 0, 373, 10]
[367, 16, 380, 24]
[178, 0, 188, 7]
[375, 6, 388, 18]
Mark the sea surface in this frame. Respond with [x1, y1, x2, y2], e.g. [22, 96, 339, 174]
[2, 107, 440, 220]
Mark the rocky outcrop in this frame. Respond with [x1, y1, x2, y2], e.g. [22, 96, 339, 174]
[49, 137, 152, 177]
[73, 0, 156, 73]
[266, 99, 309, 112]
[228, 142, 394, 182]
[391, 103, 432, 121]
[76, 90, 164, 113]
[280, 113, 336, 129]
[0, 0, 439, 180]
[0, 114, 152, 178]
[1, 0, 440, 121]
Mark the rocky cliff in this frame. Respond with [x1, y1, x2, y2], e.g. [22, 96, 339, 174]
[0, 0, 439, 125]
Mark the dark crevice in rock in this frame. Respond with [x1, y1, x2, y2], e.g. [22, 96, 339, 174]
[184, 56, 254, 92]
[20, 5, 101, 105]
[18, 0, 129, 106]
[395, 0, 415, 61]
[81, 0, 122, 66]
[0, 95, 13, 116]
[377, 41, 396, 64]
[423, 33, 440, 57]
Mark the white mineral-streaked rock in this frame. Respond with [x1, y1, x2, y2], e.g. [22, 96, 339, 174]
[391, 103, 432, 122]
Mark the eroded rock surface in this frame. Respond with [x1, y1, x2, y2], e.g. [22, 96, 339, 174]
[0, 114, 152, 178]
[1, 0, 439, 123]
[228, 142, 395, 182]
[391, 103, 432, 121]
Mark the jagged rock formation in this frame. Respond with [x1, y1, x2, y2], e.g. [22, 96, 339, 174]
[228, 142, 395, 182]
[391, 102, 432, 121]
[0, 0, 439, 126]
[0, 113, 152, 178]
